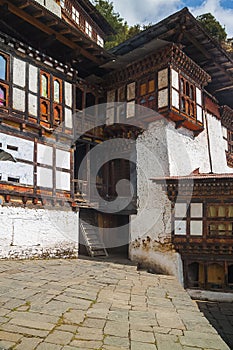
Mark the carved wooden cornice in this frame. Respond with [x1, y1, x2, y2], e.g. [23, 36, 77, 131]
[221, 105, 233, 130]
[158, 177, 233, 201]
[104, 44, 211, 90]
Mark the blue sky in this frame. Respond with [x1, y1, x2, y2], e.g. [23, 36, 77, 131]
[109, 0, 233, 37]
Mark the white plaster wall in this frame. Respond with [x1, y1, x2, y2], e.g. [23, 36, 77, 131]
[34, 0, 62, 18]
[29, 65, 38, 93]
[56, 171, 70, 191]
[0, 206, 79, 259]
[28, 93, 38, 116]
[166, 120, 211, 176]
[65, 108, 73, 129]
[65, 82, 73, 108]
[13, 88, 25, 112]
[45, 0, 62, 17]
[130, 119, 175, 278]
[131, 120, 171, 241]
[37, 167, 53, 188]
[130, 112, 232, 281]
[0, 134, 34, 185]
[167, 115, 231, 176]
[37, 143, 53, 166]
[56, 149, 70, 169]
[0, 134, 34, 161]
[207, 113, 231, 173]
[129, 244, 183, 284]
[0, 163, 33, 185]
[13, 58, 26, 88]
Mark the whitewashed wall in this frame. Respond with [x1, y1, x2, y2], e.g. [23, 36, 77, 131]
[130, 112, 232, 283]
[166, 120, 211, 175]
[34, 0, 62, 18]
[0, 134, 34, 185]
[167, 114, 231, 175]
[207, 113, 230, 173]
[0, 207, 79, 259]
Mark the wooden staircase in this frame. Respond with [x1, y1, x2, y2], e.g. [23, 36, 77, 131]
[80, 210, 108, 258]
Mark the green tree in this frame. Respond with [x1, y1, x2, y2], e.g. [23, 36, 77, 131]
[196, 13, 227, 42]
[94, 0, 145, 49]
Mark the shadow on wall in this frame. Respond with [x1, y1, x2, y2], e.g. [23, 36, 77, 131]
[198, 301, 233, 350]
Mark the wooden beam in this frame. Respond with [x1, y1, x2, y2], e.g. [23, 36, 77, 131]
[184, 31, 233, 84]
[46, 19, 58, 27]
[19, 0, 29, 9]
[40, 34, 57, 49]
[0, 0, 101, 64]
[34, 10, 44, 18]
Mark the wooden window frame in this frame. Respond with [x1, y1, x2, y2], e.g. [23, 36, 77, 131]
[53, 77, 63, 125]
[207, 203, 233, 237]
[179, 75, 196, 120]
[85, 22, 92, 38]
[138, 77, 156, 110]
[97, 34, 104, 48]
[72, 6, 79, 25]
[40, 71, 50, 122]
[173, 202, 203, 237]
[0, 52, 10, 109]
[40, 72, 64, 125]
[227, 131, 233, 154]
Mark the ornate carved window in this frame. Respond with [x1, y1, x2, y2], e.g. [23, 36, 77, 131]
[138, 78, 156, 109]
[0, 53, 9, 108]
[40, 72, 50, 121]
[40, 72, 63, 125]
[180, 76, 196, 119]
[53, 78, 62, 125]
[207, 204, 233, 236]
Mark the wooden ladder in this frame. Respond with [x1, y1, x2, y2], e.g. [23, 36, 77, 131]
[80, 221, 108, 258]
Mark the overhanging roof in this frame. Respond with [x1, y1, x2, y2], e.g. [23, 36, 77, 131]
[110, 8, 233, 108]
[76, 0, 115, 36]
[0, 0, 114, 76]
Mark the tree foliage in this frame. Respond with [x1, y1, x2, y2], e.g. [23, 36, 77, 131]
[94, 1, 228, 49]
[93, 0, 143, 49]
[196, 13, 227, 42]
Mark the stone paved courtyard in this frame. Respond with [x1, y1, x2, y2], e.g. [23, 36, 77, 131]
[0, 258, 230, 350]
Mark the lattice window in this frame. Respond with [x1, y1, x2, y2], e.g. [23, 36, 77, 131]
[180, 76, 196, 119]
[174, 202, 203, 236]
[85, 22, 92, 37]
[138, 78, 156, 110]
[72, 6, 79, 25]
[40, 72, 63, 125]
[207, 204, 233, 236]
[97, 35, 104, 47]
